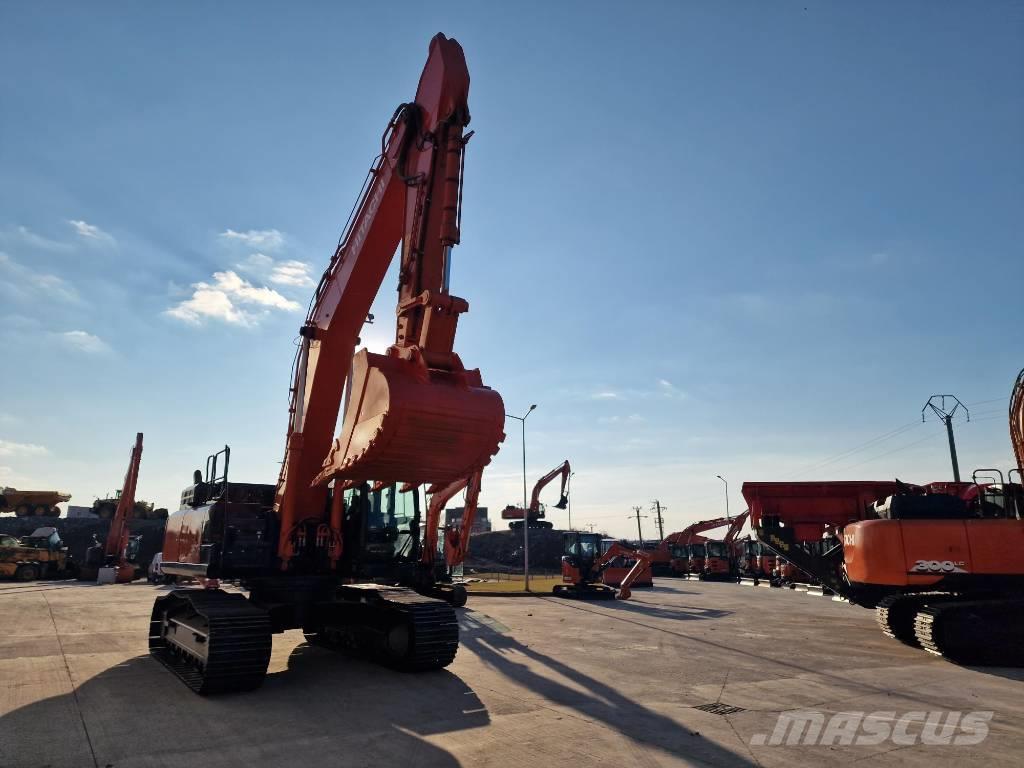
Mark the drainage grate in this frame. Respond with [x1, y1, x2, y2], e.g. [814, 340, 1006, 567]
[693, 703, 746, 716]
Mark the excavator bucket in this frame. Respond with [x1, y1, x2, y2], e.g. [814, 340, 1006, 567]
[319, 349, 504, 485]
[552, 494, 569, 510]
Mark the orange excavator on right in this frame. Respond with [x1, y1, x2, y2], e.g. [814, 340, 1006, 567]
[745, 368, 1024, 666]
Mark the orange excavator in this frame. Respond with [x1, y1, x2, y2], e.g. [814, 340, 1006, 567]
[501, 459, 570, 530]
[745, 369, 1024, 666]
[699, 510, 749, 581]
[657, 516, 735, 576]
[151, 34, 506, 694]
[81, 433, 144, 583]
[553, 531, 652, 599]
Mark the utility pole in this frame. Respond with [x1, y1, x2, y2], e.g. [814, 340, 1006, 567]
[587, 523, 595, 533]
[922, 395, 969, 482]
[650, 500, 666, 540]
[628, 506, 648, 547]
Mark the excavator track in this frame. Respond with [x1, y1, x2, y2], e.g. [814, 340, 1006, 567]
[552, 583, 617, 600]
[149, 589, 272, 695]
[875, 593, 956, 647]
[306, 586, 459, 671]
[914, 598, 1024, 667]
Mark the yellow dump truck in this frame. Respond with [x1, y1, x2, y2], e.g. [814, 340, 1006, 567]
[0, 487, 70, 517]
[0, 527, 77, 580]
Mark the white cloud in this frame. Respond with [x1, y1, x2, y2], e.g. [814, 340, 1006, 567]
[591, 391, 622, 400]
[0, 439, 49, 458]
[598, 413, 647, 425]
[68, 219, 116, 245]
[269, 259, 315, 287]
[1, 225, 73, 252]
[57, 330, 112, 355]
[166, 270, 302, 327]
[657, 378, 688, 399]
[0, 251, 78, 303]
[220, 228, 285, 251]
[237, 253, 315, 289]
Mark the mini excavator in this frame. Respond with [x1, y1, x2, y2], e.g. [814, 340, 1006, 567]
[151, 34, 505, 694]
[553, 531, 651, 599]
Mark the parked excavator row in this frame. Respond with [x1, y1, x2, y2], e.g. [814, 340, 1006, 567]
[501, 460, 570, 530]
[150, 34, 507, 694]
[744, 369, 1024, 667]
[656, 514, 747, 578]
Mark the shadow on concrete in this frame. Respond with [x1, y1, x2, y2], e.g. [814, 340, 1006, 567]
[600, 597, 732, 622]
[0, 643, 488, 768]
[458, 610, 757, 767]
[965, 666, 1024, 683]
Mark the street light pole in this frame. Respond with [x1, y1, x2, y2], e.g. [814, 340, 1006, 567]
[716, 475, 730, 521]
[506, 405, 537, 590]
[567, 471, 575, 531]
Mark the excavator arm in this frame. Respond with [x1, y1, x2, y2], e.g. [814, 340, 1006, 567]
[419, 470, 481, 568]
[595, 542, 651, 600]
[723, 510, 749, 544]
[1012, 367, 1024, 476]
[274, 34, 504, 567]
[501, 460, 571, 521]
[529, 460, 571, 513]
[104, 432, 143, 565]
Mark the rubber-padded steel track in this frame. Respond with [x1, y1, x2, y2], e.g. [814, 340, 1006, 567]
[914, 598, 1024, 667]
[149, 589, 272, 695]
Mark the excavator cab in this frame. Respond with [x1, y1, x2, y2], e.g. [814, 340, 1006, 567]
[340, 482, 422, 578]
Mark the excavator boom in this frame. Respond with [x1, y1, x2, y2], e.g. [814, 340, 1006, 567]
[153, 35, 505, 695]
[275, 33, 504, 566]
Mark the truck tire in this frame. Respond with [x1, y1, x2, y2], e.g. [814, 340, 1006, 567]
[15, 504, 31, 518]
[15, 564, 39, 581]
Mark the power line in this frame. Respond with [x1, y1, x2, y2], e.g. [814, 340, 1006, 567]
[832, 431, 941, 474]
[789, 421, 920, 478]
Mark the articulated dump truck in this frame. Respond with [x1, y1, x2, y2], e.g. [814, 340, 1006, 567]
[0, 487, 70, 517]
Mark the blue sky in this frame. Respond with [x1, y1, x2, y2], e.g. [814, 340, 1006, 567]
[1, 2, 1021, 538]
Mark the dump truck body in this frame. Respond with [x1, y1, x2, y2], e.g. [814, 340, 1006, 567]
[0, 488, 70, 517]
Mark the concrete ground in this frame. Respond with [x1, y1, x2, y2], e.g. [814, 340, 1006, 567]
[1, 579, 1021, 768]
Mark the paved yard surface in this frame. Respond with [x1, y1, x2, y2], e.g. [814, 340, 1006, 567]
[1, 579, 1021, 767]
